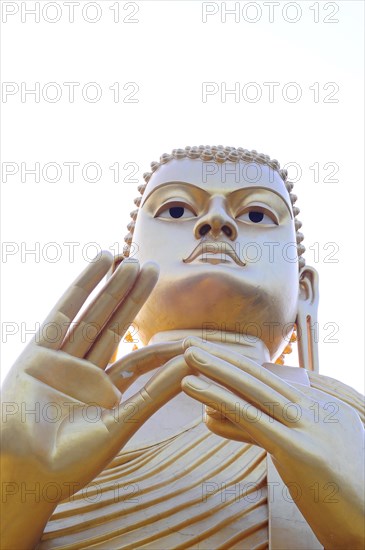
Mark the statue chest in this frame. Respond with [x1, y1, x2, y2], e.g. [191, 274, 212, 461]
[40, 423, 269, 549]
[39, 421, 322, 549]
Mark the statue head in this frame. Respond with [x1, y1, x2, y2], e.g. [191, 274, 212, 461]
[118, 146, 319, 370]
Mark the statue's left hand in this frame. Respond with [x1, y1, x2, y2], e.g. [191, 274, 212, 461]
[181, 341, 365, 550]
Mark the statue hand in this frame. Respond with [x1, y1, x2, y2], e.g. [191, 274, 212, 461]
[181, 342, 365, 549]
[0, 254, 191, 548]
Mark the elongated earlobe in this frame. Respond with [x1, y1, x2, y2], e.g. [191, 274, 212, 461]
[296, 266, 320, 372]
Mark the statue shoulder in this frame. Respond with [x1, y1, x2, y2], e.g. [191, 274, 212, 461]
[308, 371, 365, 425]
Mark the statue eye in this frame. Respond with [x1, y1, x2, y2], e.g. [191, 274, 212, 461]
[249, 211, 264, 223]
[169, 206, 185, 218]
[236, 207, 278, 225]
[155, 202, 197, 220]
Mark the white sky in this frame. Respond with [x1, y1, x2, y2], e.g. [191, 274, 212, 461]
[1, 0, 364, 393]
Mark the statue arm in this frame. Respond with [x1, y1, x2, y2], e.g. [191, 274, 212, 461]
[0, 462, 58, 550]
[180, 341, 365, 549]
[0, 256, 196, 550]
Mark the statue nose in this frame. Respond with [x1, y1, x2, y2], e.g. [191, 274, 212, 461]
[194, 198, 238, 240]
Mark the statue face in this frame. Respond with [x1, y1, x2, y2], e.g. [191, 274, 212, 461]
[133, 158, 299, 358]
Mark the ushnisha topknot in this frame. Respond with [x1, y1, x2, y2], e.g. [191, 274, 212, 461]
[123, 145, 305, 269]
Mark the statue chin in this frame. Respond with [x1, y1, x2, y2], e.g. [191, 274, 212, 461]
[134, 268, 298, 357]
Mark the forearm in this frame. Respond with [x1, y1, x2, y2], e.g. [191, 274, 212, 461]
[1, 454, 58, 550]
[297, 476, 365, 549]
[1, 492, 56, 550]
[315, 497, 364, 549]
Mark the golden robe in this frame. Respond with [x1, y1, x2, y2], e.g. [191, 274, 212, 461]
[38, 373, 364, 550]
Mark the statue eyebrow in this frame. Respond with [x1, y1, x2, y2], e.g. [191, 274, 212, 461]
[142, 181, 292, 214]
[142, 181, 210, 205]
[229, 186, 292, 216]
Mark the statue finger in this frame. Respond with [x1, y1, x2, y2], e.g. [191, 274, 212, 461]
[185, 345, 310, 407]
[181, 375, 291, 455]
[184, 347, 305, 427]
[204, 407, 257, 445]
[108, 336, 262, 393]
[101, 355, 192, 442]
[183, 337, 268, 367]
[84, 262, 159, 369]
[35, 251, 113, 350]
[107, 339, 188, 392]
[61, 259, 139, 358]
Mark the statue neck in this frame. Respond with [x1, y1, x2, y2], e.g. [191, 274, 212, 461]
[148, 329, 271, 364]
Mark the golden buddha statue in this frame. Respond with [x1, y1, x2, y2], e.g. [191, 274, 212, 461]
[1, 146, 364, 550]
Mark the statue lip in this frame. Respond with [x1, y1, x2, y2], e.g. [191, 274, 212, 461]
[182, 240, 246, 267]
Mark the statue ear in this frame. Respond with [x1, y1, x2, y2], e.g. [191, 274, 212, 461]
[296, 266, 320, 372]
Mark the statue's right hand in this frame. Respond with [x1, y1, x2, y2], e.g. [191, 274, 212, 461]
[1, 253, 164, 503]
[1, 254, 199, 549]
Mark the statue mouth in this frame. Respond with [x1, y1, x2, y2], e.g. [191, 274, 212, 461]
[182, 240, 246, 267]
